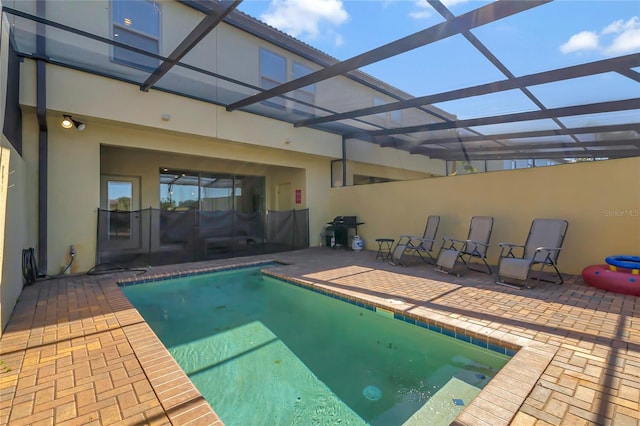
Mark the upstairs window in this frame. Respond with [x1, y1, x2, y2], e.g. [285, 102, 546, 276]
[374, 96, 402, 126]
[374, 96, 386, 120]
[292, 62, 315, 115]
[389, 108, 402, 126]
[260, 48, 286, 109]
[112, 0, 160, 71]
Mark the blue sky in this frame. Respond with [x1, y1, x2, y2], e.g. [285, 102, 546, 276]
[236, 0, 640, 103]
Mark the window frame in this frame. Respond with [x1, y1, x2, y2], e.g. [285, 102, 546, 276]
[374, 95, 402, 126]
[111, 0, 161, 71]
[259, 47, 287, 110]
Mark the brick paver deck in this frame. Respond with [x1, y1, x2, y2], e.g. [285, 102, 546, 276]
[1, 247, 638, 425]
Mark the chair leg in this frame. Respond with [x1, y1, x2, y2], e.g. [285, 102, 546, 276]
[496, 262, 563, 289]
[457, 251, 492, 275]
[464, 256, 493, 275]
[416, 249, 437, 265]
[531, 263, 564, 286]
[495, 276, 527, 289]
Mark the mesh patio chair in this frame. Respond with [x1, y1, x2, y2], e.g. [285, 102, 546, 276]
[434, 216, 494, 276]
[496, 218, 569, 289]
[389, 215, 440, 266]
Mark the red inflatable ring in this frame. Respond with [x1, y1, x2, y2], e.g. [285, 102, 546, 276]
[582, 264, 640, 296]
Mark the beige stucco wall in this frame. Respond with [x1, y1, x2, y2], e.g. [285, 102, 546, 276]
[17, 61, 343, 159]
[15, 60, 328, 274]
[21, 114, 333, 274]
[16, 58, 448, 274]
[0, 137, 29, 333]
[1, 0, 30, 333]
[328, 157, 640, 276]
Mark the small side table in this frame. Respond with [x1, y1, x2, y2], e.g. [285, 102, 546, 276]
[375, 238, 395, 261]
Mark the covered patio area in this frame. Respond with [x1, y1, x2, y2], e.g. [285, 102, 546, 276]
[1, 247, 638, 425]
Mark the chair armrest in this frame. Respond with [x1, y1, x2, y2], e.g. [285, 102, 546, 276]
[416, 237, 436, 244]
[463, 240, 490, 257]
[396, 235, 413, 245]
[402, 234, 424, 243]
[532, 246, 563, 264]
[498, 243, 524, 259]
[534, 246, 563, 256]
[499, 242, 523, 248]
[443, 237, 465, 244]
[536, 246, 562, 252]
[441, 237, 465, 251]
[407, 237, 436, 249]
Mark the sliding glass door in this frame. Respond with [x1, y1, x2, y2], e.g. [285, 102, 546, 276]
[159, 169, 265, 258]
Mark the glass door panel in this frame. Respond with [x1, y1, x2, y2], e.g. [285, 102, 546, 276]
[100, 175, 141, 250]
[107, 180, 132, 240]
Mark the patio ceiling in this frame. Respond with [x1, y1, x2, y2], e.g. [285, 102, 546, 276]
[4, 0, 639, 162]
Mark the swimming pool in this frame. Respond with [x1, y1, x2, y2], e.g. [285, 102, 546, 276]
[121, 266, 511, 425]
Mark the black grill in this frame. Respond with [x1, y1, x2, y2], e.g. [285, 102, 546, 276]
[326, 216, 363, 249]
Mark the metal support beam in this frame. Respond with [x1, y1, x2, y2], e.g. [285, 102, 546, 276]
[296, 54, 640, 128]
[36, 0, 48, 274]
[226, 0, 549, 112]
[618, 68, 640, 83]
[347, 98, 640, 139]
[429, 0, 580, 144]
[429, 150, 638, 161]
[140, 0, 241, 91]
[405, 123, 640, 150]
[342, 137, 347, 187]
[415, 138, 640, 157]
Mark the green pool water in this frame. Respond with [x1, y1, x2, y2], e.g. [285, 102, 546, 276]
[121, 266, 510, 425]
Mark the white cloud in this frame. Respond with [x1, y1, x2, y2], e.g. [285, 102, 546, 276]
[602, 16, 639, 35]
[559, 31, 600, 53]
[560, 16, 640, 55]
[409, 1, 433, 20]
[606, 27, 640, 54]
[602, 16, 640, 55]
[260, 0, 349, 40]
[440, 0, 470, 8]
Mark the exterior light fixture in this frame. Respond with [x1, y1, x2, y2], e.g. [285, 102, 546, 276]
[61, 115, 73, 129]
[61, 115, 86, 131]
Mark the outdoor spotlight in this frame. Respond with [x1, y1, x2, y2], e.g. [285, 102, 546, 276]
[61, 115, 73, 129]
[61, 114, 86, 131]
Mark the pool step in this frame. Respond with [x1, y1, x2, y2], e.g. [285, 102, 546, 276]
[403, 377, 481, 425]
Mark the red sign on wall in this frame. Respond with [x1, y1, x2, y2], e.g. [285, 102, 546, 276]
[295, 189, 301, 204]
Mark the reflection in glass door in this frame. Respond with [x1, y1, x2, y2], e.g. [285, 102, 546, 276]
[100, 175, 141, 249]
[107, 180, 132, 239]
